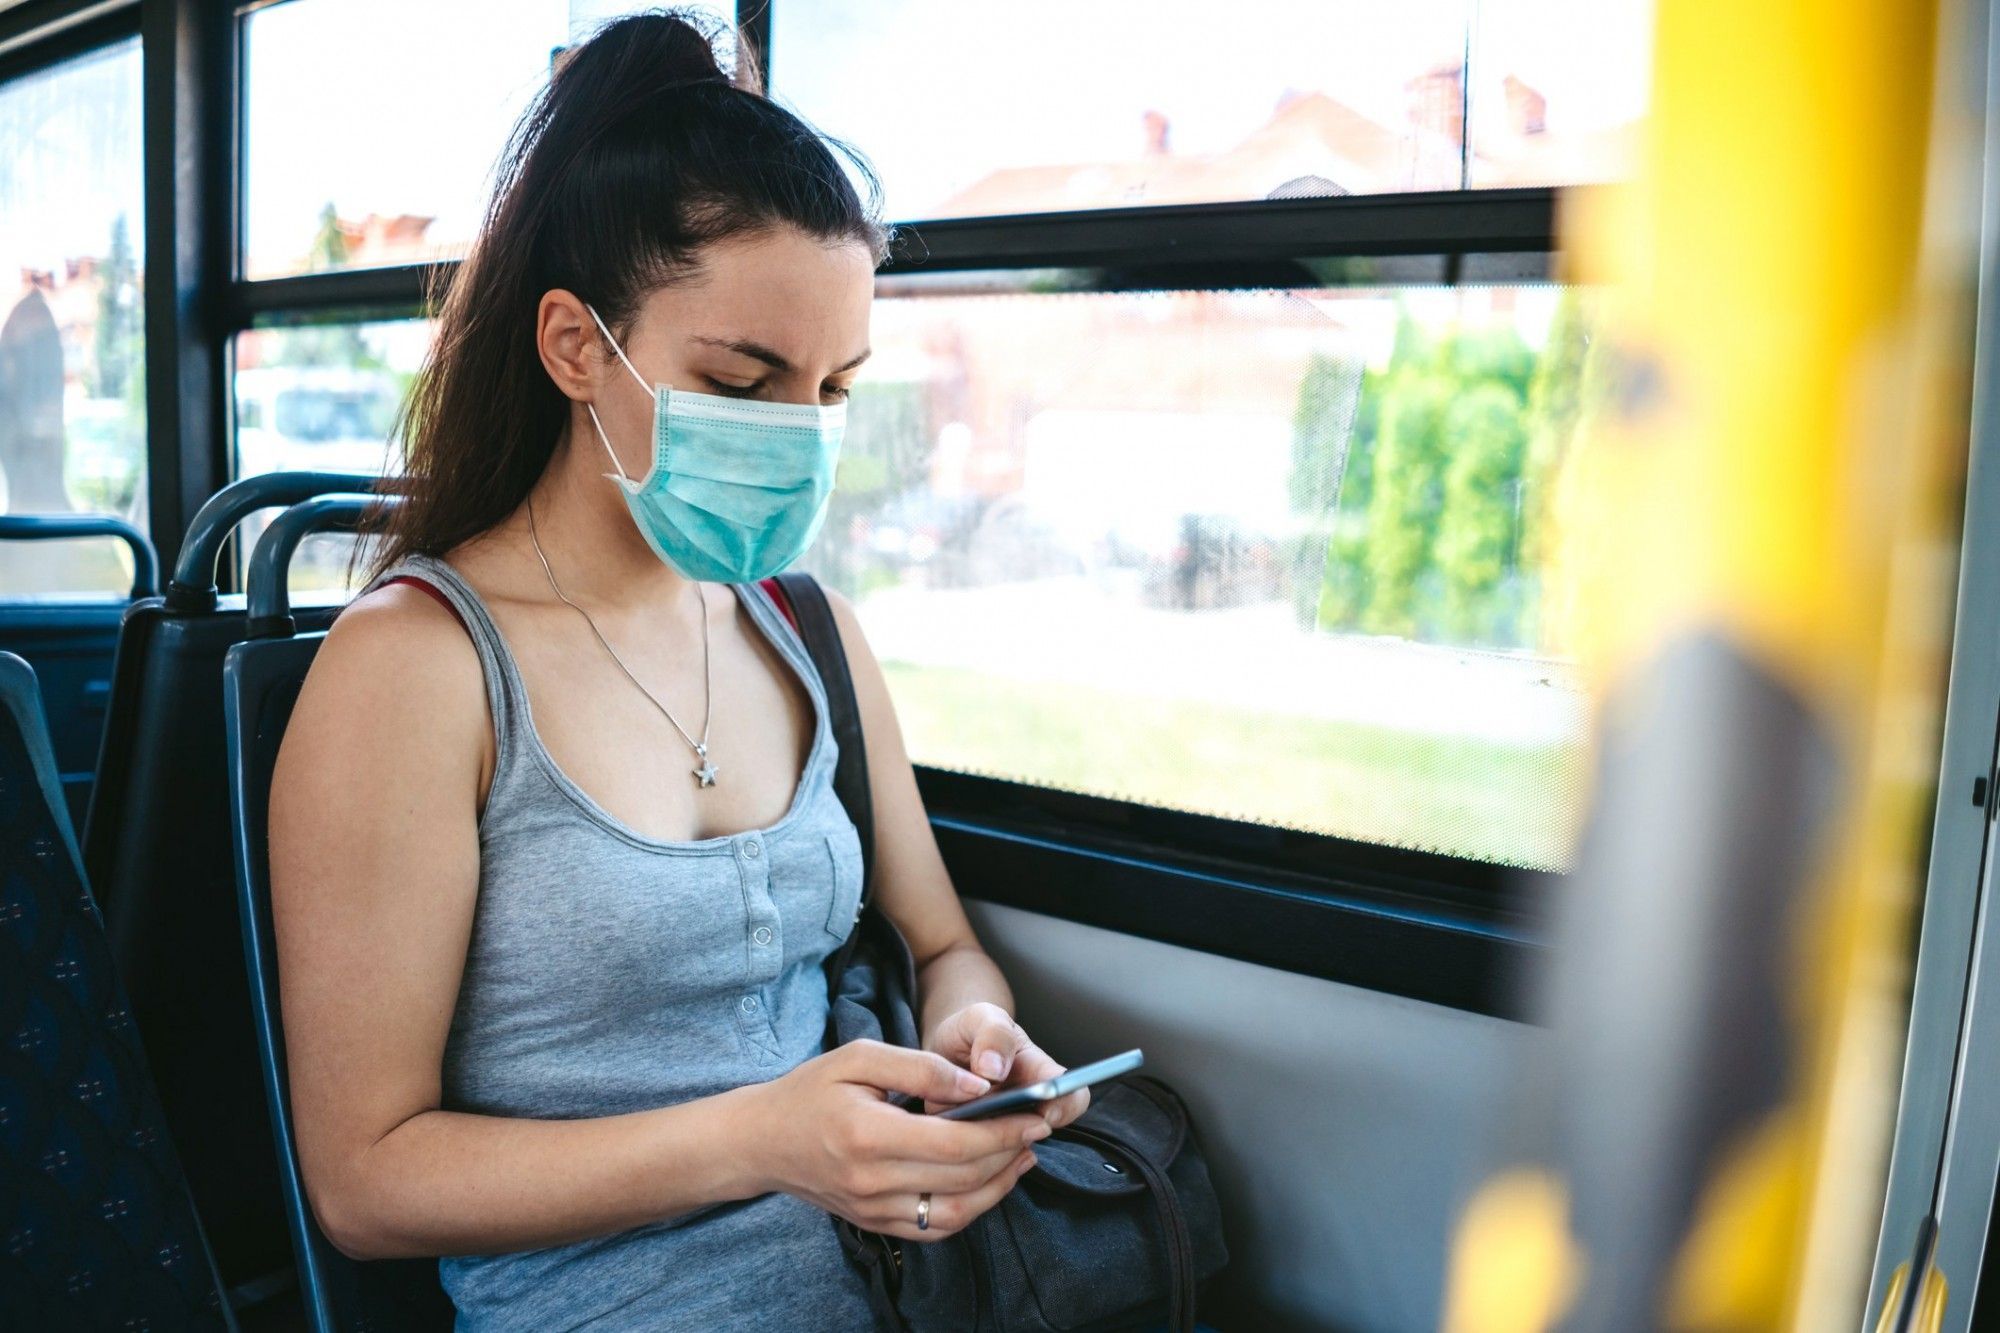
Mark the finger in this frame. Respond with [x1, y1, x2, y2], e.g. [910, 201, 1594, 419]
[1045, 1084, 1090, 1129]
[839, 1040, 990, 1105]
[858, 1142, 1028, 1197]
[860, 1099, 1050, 1165]
[872, 1148, 1038, 1241]
[925, 1001, 1008, 1067]
[968, 1015, 1027, 1083]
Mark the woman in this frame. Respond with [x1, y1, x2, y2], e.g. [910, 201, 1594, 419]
[268, 12, 1086, 1330]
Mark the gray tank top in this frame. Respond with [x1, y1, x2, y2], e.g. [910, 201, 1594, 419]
[371, 554, 884, 1333]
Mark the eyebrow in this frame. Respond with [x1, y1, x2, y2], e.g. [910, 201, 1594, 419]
[689, 335, 872, 375]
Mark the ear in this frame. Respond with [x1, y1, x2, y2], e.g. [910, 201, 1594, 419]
[536, 289, 600, 403]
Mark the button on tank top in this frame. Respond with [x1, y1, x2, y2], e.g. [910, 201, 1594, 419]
[369, 554, 884, 1333]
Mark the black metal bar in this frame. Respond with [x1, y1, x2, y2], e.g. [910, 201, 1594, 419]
[142, 0, 236, 567]
[222, 188, 1562, 330]
[880, 189, 1560, 273]
[0, 514, 160, 598]
[0, 0, 132, 60]
[916, 767, 1544, 925]
[934, 814, 1540, 1019]
[226, 261, 454, 329]
[0, 0, 134, 82]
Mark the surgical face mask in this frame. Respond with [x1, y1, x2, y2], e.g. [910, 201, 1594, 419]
[582, 302, 845, 583]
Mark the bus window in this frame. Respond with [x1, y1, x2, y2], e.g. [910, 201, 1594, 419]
[776, 0, 1651, 220]
[0, 35, 147, 599]
[797, 282, 1597, 871]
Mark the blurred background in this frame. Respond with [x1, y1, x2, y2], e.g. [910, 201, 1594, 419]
[3, 0, 1993, 1329]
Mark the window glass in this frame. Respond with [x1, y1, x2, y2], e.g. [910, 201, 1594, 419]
[798, 283, 1599, 870]
[240, 0, 733, 279]
[1469, 0, 1652, 187]
[776, 0, 1466, 220]
[0, 38, 147, 598]
[774, 0, 1651, 220]
[233, 318, 432, 595]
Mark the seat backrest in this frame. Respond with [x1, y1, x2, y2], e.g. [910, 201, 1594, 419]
[224, 631, 454, 1332]
[81, 472, 379, 1289]
[0, 650, 234, 1329]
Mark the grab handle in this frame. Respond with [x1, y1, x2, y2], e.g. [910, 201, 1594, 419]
[243, 495, 386, 640]
[168, 471, 384, 612]
[0, 513, 160, 599]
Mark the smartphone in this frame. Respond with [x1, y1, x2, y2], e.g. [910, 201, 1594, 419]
[935, 1048, 1145, 1120]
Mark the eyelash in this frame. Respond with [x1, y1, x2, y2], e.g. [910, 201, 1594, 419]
[703, 377, 851, 402]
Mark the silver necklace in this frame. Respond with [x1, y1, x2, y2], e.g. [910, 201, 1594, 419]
[527, 497, 719, 788]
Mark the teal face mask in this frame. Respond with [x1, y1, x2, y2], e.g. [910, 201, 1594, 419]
[583, 303, 844, 583]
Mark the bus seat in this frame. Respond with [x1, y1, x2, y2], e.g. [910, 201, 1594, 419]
[0, 512, 159, 829]
[81, 472, 382, 1291]
[0, 650, 233, 1329]
[224, 500, 454, 1332]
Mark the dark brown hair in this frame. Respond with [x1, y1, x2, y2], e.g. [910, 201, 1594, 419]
[370, 8, 891, 573]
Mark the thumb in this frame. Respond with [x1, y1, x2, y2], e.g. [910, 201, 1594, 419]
[968, 1016, 1024, 1083]
[840, 1041, 991, 1104]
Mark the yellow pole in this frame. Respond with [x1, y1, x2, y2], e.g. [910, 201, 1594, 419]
[1444, 0, 1973, 1324]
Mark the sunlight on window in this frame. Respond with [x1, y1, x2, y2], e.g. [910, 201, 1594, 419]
[797, 284, 1601, 869]
[777, 0, 1652, 219]
[241, 1, 733, 278]
[0, 38, 147, 598]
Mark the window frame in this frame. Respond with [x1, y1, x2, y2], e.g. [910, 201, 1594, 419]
[5, 0, 1576, 1014]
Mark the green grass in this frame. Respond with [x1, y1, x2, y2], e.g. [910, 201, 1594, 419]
[882, 661, 1583, 871]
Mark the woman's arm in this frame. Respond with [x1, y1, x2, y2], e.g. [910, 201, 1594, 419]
[271, 587, 1044, 1260]
[825, 589, 1090, 1127]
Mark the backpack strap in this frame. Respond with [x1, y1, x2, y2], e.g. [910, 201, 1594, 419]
[762, 573, 875, 908]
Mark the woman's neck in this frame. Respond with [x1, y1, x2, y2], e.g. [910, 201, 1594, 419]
[482, 418, 696, 615]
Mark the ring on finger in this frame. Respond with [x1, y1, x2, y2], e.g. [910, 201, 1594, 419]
[916, 1191, 931, 1231]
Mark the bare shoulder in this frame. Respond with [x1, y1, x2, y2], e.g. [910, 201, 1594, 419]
[282, 581, 488, 775]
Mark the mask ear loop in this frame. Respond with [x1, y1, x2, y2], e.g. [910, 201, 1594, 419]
[583, 302, 661, 487]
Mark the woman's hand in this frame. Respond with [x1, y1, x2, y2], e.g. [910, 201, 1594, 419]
[748, 1039, 1050, 1241]
[923, 1002, 1091, 1129]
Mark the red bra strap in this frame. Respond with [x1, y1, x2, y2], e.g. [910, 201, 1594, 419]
[382, 574, 468, 634]
[759, 575, 800, 633]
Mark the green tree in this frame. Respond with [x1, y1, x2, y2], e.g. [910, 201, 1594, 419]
[1292, 302, 1551, 646]
[93, 213, 140, 399]
[1520, 290, 1594, 570]
[1435, 382, 1528, 641]
[1517, 291, 1599, 649]
[1285, 352, 1364, 628]
[275, 203, 374, 369]
[1360, 365, 1452, 637]
[1287, 353, 1363, 514]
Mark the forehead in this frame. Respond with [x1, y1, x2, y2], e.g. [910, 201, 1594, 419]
[640, 229, 874, 360]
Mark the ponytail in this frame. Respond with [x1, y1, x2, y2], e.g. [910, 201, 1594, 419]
[372, 7, 890, 573]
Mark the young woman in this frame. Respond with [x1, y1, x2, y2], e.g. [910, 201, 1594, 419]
[268, 12, 1087, 1330]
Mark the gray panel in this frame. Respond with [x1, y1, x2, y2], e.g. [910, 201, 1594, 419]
[1868, 0, 2000, 1320]
[966, 900, 1538, 1333]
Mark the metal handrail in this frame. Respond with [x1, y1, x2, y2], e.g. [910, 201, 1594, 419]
[242, 494, 388, 640]
[0, 512, 161, 598]
[167, 471, 385, 612]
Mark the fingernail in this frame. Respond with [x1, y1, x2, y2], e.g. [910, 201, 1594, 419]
[1026, 1121, 1052, 1142]
[957, 1071, 990, 1095]
[978, 1052, 1005, 1078]
[1043, 1106, 1060, 1125]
